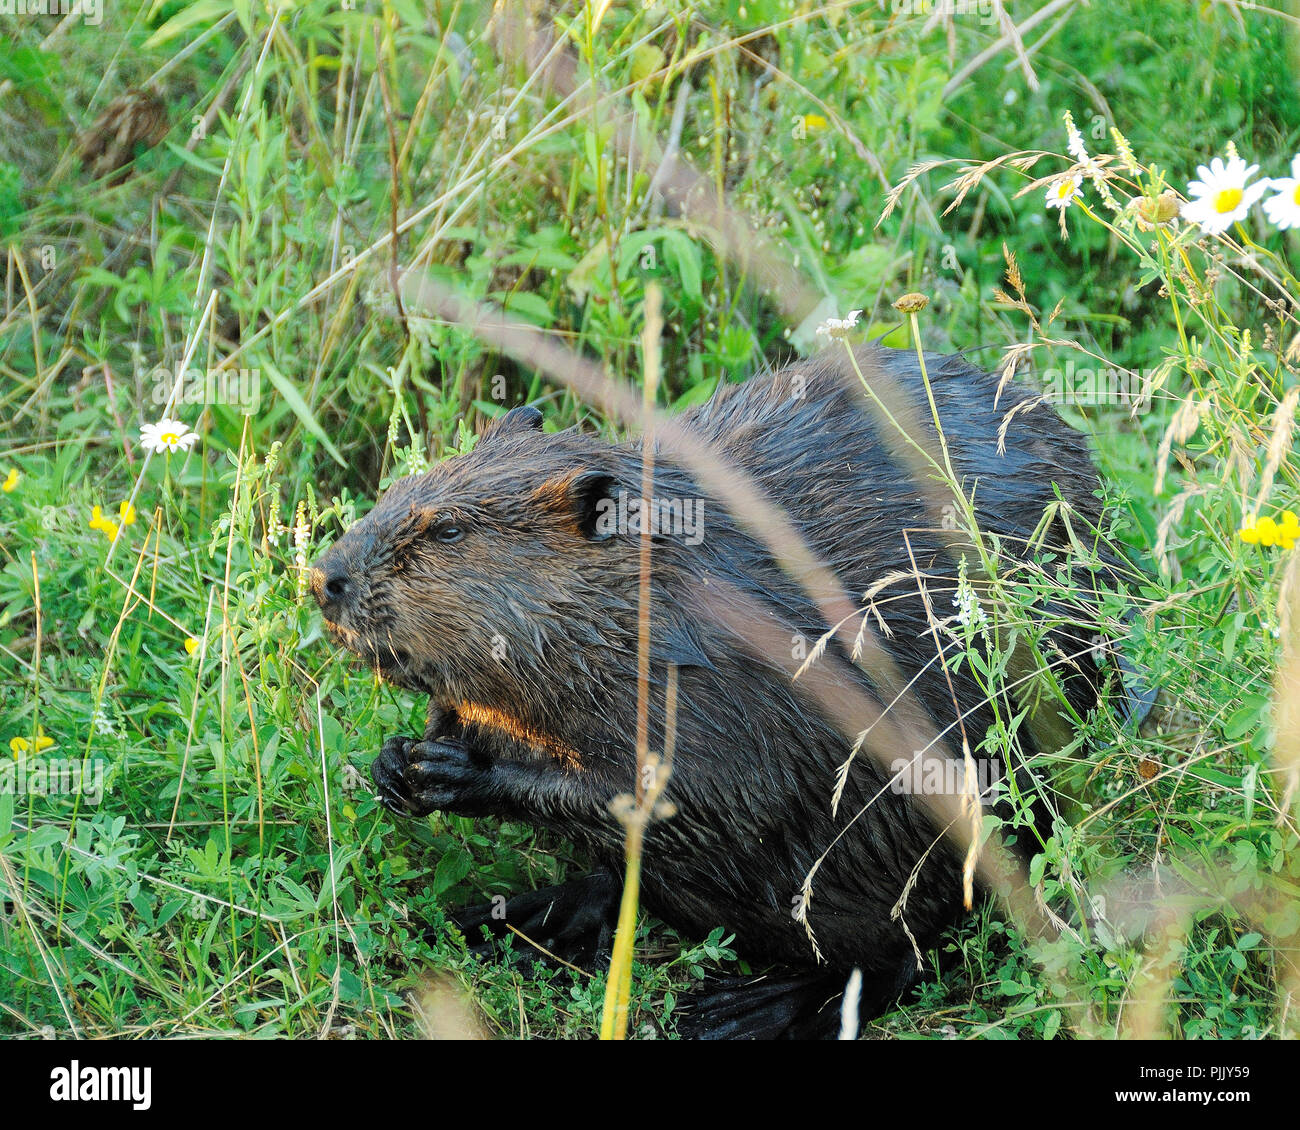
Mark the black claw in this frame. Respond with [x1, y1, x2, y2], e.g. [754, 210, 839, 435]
[371, 735, 435, 817]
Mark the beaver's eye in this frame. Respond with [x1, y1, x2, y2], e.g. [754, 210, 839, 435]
[432, 518, 464, 545]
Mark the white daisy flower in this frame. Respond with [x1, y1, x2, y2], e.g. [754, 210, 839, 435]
[1046, 175, 1083, 211]
[140, 417, 199, 454]
[815, 309, 862, 341]
[1262, 154, 1300, 231]
[1181, 154, 1268, 235]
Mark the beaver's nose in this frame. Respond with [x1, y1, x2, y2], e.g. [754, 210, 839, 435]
[311, 562, 353, 613]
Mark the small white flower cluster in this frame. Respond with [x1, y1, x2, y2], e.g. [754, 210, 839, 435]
[951, 558, 988, 636]
[1065, 114, 1093, 170]
[293, 502, 311, 593]
[953, 584, 988, 633]
[815, 308, 862, 341]
[92, 705, 118, 738]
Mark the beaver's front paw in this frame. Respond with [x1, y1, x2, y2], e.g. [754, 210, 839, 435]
[371, 734, 478, 818]
[372, 736, 422, 816]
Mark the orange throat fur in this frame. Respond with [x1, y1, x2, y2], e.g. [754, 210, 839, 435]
[454, 701, 582, 770]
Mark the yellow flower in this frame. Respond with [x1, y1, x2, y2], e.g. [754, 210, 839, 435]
[10, 734, 55, 757]
[802, 113, 828, 131]
[1241, 511, 1300, 549]
[89, 505, 121, 543]
[118, 500, 136, 526]
[1280, 510, 1300, 550]
[184, 637, 200, 655]
[2, 468, 18, 492]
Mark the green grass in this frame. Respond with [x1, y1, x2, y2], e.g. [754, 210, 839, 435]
[1, 0, 1298, 1039]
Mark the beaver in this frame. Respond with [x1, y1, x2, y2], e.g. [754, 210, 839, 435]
[312, 343, 1122, 1038]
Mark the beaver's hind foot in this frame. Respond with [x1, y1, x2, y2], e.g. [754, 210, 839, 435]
[677, 954, 920, 1040]
[450, 869, 619, 970]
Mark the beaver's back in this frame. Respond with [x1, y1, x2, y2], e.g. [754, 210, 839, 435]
[684, 345, 1102, 582]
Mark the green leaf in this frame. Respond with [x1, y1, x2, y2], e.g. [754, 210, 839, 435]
[499, 248, 578, 271]
[260, 361, 345, 467]
[144, 0, 231, 47]
[492, 290, 555, 327]
[433, 846, 472, 896]
[662, 230, 703, 303]
[1043, 1009, 1061, 1040]
[672, 376, 719, 410]
[155, 897, 188, 929]
[163, 141, 223, 177]
[231, 0, 253, 36]
[131, 890, 158, 927]
[1028, 851, 1046, 888]
[1222, 695, 1267, 741]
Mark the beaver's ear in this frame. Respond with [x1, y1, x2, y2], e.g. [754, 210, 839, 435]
[482, 404, 543, 443]
[534, 469, 617, 541]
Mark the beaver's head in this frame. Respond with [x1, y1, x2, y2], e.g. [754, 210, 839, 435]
[310, 405, 704, 736]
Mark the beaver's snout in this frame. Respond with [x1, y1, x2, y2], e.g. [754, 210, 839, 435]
[311, 550, 357, 621]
